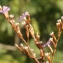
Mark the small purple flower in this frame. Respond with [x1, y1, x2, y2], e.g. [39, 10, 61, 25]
[43, 40, 51, 47]
[0, 6, 10, 14]
[19, 12, 29, 21]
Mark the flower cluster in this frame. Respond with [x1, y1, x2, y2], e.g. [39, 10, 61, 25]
[0, 6, 10, 14]
[0, 5, 63, 63]
[0, 6, 10, 18]
[19, 12, 30, 20]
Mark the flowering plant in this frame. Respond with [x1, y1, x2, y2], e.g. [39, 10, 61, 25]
[0, 5, 63, 63]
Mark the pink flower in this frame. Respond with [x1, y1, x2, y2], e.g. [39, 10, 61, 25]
[0, 6, 10, 14]
[19, 12, 29, 21]
[43, 39, 51, 47]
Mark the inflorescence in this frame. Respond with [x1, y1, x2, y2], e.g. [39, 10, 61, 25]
[0, 5, 63, 63]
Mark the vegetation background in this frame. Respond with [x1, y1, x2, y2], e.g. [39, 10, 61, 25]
[0, 0, 63, 63]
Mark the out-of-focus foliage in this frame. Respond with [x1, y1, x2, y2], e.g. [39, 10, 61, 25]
[0, 0, 63, 63]
[53, 51, 63, 63]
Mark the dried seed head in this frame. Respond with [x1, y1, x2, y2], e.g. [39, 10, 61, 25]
[17, 30, 20, 33]
[45, 53, 50, 56]
[57, 19, 61, 23]
[61, 16, 63, 21]
[46, 61, 49, 63]
[10, 14, 14, 18]
[56, 22, 60, 27]
[20, 44, 24, 49]
[36, 32, 40, 40]
[15, 23, 20, 33]
[40, 41, 43, 44]
[36, 41, 42, 45]
[50, 31, 54, 37]
[15, 23, 19, 26]
[33, 53, 36, 58]
[30, 49, 34, 52]
[20, 44, 23, 47]
[57, 19, 62, 28]
[15, 44, 19, 47]
[50, 31, 57, 42]
[24, 46, 28, 50]
[49, 38, 53, 42]
[22, 22, 26, 25]
[10, 20, 15, 24]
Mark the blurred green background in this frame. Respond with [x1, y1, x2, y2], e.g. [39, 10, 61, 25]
[0, 0, 63, 63]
